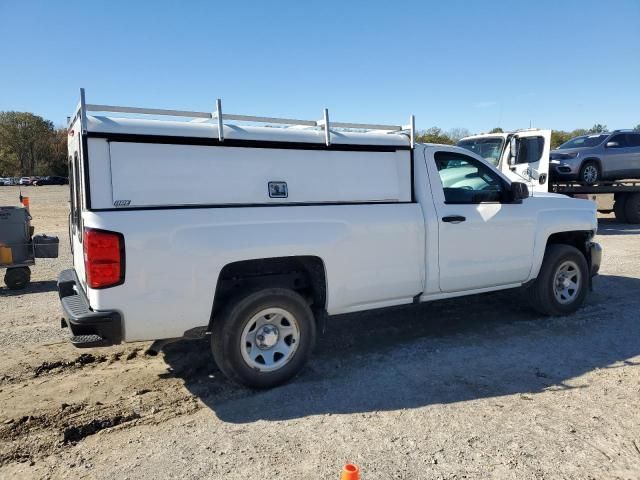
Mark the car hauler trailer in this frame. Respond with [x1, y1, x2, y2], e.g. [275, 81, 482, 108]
[59, 89, 601, 388]
[551, 180, 640, 224]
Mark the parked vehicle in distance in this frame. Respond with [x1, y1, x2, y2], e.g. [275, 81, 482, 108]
[33, 176, 68, 186]
[457, 129, 551, 194]
[18, 177, 33, 186]
[1, 177, 18, 186]
[550, 130, 640, 185]
[59, 91, 602, 388]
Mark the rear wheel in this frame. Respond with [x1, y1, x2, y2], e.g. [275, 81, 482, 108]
[613, 196, 628, 223]
[579, 161, 600, 185]
[211, 288, 316, 388]
[527, 244, 588, 316]
[624, 192, 640, 224]
[4, 267, 31, 290]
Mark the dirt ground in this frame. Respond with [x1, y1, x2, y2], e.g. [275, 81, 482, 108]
[0, 186, 639, 480]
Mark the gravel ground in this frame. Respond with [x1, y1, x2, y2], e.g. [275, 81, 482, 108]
[1, 186, 639, 480]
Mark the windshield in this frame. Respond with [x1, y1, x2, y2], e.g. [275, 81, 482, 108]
[558, 134, 608, 149]
[456, 137, 504, 166]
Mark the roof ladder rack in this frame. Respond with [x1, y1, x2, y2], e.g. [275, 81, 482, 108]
[75, 89, 416, 147]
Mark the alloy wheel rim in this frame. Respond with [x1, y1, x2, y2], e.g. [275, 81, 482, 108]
[583, 166, 598, 183]
[553, 260, 582, 304]
[240, 307, 300, 372]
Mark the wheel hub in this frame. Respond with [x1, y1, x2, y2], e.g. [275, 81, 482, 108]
[255, 324, 279, 349]
[583, 166, 597, 183]
[240, 307, 301, 372]
[553, 260, 582, 304]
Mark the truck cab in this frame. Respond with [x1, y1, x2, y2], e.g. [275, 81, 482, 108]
[457, 129, 551, 195]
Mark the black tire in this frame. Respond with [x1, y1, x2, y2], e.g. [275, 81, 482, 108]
[527, 244, 589, 316]
[579, 161, 600, 185]
[624, 193, 640, 224]
[211, 288, 316, 389]
[4, 267, 31, 290]
[614, 196, 628, 223]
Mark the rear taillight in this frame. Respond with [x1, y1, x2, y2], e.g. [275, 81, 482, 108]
[83, 228, 125, 289]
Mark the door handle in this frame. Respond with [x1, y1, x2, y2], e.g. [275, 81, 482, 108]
[442, 215, 466, 224]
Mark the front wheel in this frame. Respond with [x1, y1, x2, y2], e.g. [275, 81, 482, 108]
[211, 288, 316, 388]
[579, 161, 600, 185]
[527, 244, 589, 316]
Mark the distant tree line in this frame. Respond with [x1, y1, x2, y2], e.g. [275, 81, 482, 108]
[1, 110, 639, 177]
[0, 112, 67, 177]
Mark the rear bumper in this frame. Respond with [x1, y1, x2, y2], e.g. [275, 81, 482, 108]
[57, 269, 122, 348]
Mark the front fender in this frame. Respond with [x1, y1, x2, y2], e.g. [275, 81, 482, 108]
[528, 207, 597, 281]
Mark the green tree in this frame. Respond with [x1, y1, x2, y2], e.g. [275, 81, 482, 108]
[0, 111, 56, 176]
[551, 131, 571, 149]
[588, 123, 607, 133]
[36, 128, 68, 176]
[634, 124, 640, 132]
[446, 127, 471, 142]
[489, 127, 503, 134]
[415, 127, 455, 145]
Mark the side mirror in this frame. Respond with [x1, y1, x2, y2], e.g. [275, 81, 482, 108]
[606, 141, 619, 148]
[510, 181, 529, 202]
[509, 137, 518, 166]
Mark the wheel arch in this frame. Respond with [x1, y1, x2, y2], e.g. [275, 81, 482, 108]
[580, 157, 602, 175]
[530, 229, 594, 281]
[545, 231, 592, 258]
[209, 255, 327, 330]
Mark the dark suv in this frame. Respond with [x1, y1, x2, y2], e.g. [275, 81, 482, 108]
[550, 130, 640, 184]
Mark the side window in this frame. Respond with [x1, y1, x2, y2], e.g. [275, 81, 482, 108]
[68, 155, 75, 218]
[434, 151, 505, 204]
[626, 133, 640, 147]
[608, 134, 628, 148]
[516, 136, 544, 164]
[72, 152, 82, 239]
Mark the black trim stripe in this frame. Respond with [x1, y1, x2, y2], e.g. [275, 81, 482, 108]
[86, 132, 410, 152]
[90, 201, 417, 213]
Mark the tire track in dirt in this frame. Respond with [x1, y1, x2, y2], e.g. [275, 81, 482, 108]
[0, 343, 204, 467]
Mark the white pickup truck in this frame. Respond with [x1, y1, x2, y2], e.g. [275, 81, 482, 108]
[59, 91, 601, 388]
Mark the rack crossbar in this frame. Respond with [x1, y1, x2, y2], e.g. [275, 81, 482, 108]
[86, 104, 211, 119]
[330, 121, 403, 131]
[219, 113, 317, 126]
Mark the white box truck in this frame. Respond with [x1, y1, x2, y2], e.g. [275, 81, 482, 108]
[59, 90, 601, 388]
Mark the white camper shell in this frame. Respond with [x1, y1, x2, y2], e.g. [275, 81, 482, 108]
[60, 90, 601, 388]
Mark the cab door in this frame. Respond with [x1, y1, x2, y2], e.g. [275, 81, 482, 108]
[426, 148, 536, 293]
[504, 130, 551, 194]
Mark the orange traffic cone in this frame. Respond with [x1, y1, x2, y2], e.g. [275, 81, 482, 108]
[340, 463, 360, 480]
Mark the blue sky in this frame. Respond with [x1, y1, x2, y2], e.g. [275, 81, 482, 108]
[1, 0, 639, 133]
